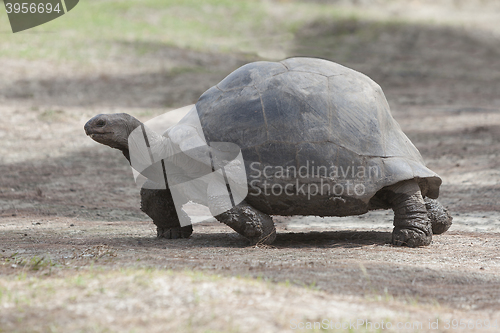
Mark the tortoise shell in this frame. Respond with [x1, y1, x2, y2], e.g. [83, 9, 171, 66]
[192, 57, 441, 216]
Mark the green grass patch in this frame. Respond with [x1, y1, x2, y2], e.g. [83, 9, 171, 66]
[0, 0, 355, 64]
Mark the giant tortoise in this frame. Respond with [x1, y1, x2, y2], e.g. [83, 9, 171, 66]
[84, 57, 452, 247]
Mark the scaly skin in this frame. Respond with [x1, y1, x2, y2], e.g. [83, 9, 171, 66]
[425, 198, 453, 235]
[140, 181, 192, 239]
[214, 201, 276, 245]
[384, 180, 433, 247]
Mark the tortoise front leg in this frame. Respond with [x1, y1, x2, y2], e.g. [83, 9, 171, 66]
[140, 181, 193, 239]
[384, 180, 432, 247]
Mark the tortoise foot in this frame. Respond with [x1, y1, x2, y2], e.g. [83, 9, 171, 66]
[392, 227, 432, 247]
[244, 216, 276, 245]
[425, 198, 453, 235]
[157, 225, 193, 239]
[215, 201, 277, 245]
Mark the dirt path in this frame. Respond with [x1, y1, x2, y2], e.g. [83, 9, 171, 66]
[1, 216, 500, 332]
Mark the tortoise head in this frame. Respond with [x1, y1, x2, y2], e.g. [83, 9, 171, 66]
[84, 113, 142, 153]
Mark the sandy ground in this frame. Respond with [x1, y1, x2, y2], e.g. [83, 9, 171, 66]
[1, 2, 500, 332]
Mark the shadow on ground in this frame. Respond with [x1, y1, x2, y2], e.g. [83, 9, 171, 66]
[0, 145, 142, 220]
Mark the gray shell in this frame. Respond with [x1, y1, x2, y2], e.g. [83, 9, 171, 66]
[194, 57, 441, 216]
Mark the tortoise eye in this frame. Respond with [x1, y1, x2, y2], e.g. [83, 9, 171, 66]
[96, 119, 106, 127]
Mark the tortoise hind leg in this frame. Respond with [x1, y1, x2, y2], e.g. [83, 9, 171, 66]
[213, 201, 277, 245]
[383, 180, 432, 247]
[140, 181, 193, 239]
[425, 198, 453, 235]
